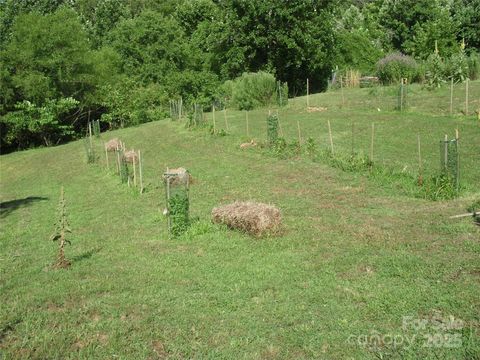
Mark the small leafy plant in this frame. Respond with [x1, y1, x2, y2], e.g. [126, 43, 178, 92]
[50, 186, 72, 269]
[267, 113, 279, 145]
[304, 137, 317, 157]
[420, 174, 457, 201]
[168, 191, 190, 237]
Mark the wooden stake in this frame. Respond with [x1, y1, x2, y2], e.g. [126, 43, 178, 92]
[306, 78, 309, 108]
[400, 79, 404, 112]
[340, 77, 345, 108]
[370, 123, 375, 162]
[138, 150, 144, 194]
[246, 111, 250, 138]
[455, 129, 460, 190]
[297, 120, 302, 145]
[450, 212, 478, 219]
[444, 134, 448, 171]
[212, 105, 216, 133]
[132, 149, 137, 187]
[166, 175, 171, 234]
[450, 77, 454, 115]
[116, 145, 120, 174]
[328, 120, 334, 154]
[223, 108, 229, 131]
[104, 143, 109, 170]
[278, 115, 284, 137]
[465, 78, 469, 115]
[417, 134, 422, 177]
[351, 120, 355, 154]
[88, 122, 93, 147]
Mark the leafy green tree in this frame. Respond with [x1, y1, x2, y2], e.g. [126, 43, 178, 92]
[379, 0, 458, 59]
[334, 5, 383, 73]
[451, 0, 480, 51]
[0, 0, 75, 52]
[0, 8, 94, 106]
[0, 7, 120, 150]
[108, 10, 191, 84]
[208, 0, 337, 94]
[1, 97, 79, 148]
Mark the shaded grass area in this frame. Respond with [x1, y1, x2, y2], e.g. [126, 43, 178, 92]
[1, 86, 479, 359]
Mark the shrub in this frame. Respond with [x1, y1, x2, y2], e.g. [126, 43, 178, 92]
[226, 72, 278, 110]
[425, 52, 446, 88]
[376, 53, 419, 84]
[445, 51, 469, 83]
[467, 51, 480, 80]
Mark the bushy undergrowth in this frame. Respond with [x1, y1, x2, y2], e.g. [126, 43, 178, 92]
[419, 173, 458, 200]
[423, 49, 475, 88]
[223, 72, 283, 110]
[425, 52, 446, 89]
[376, 52, 419, 84]
[268, 137, 301, 158]
[263, 137, 459, 200]
[467, 51, 480, 80]
[467, 199, 480, 213]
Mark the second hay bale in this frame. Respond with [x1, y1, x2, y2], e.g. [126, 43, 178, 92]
[105, 138, 121, 152]
[123, 150, 138, 163]
[211, 201, 281, 237]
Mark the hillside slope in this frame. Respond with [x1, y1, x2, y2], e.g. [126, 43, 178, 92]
[1, 109, 479, 358]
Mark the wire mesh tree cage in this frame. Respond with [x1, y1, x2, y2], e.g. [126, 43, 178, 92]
[92, 120, 100, 138]
[440, 136, 460, 191]
[83, 135, 96, 164]
[267, 113, 279, 145]
[169, 99, 183, 120]
[163, 169, 190, 237]
[276, 80, 288, 107]
[397, 78, 408, 111]
[186, 103, 204, 128]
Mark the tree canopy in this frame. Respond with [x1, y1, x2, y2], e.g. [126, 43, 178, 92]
[0, 0, 478, 151]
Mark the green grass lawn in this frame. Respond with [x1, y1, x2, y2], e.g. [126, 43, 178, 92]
[1, 84, 479, 359]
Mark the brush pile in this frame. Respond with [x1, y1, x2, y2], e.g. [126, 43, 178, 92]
[211, 201, 281, 236]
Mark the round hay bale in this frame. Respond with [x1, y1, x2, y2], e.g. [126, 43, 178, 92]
[123, 150, 138, 163]
[163, 167, 192, 186]
[211, 201, 281, 237]
[105, 138, 121, 152]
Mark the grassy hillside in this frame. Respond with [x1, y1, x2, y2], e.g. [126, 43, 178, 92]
[1, 84, 479, 359]
[209, 81, 480, 193]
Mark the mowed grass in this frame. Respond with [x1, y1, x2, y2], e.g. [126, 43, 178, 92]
[1, 84, 479, 359]
[211, 81, 480, 193]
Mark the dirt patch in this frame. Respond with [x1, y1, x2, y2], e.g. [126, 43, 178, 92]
[307, 106, 327, 113]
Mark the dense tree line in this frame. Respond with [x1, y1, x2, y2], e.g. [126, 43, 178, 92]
[0, 0, 478, 151]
